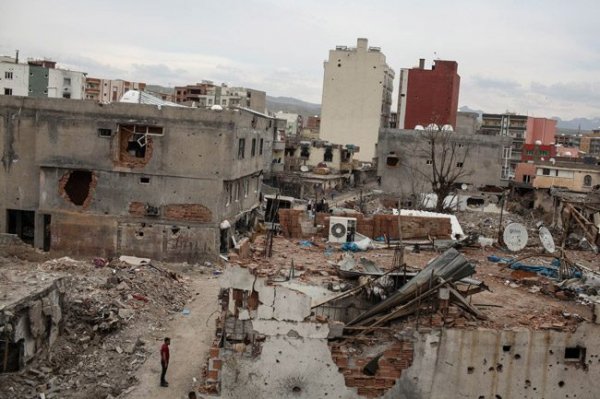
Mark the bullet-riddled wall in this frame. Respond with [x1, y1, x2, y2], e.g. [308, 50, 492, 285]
[0, 96, 276, 260]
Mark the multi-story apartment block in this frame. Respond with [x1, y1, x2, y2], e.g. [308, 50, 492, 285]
[481, 113, 528, 179]
[0, 96, 276, 260]
[0, 56, 85, 99]
[275, 111, 302, 136]
[397, 59, 460, 130]
[85, 78, 146, 102]
[173, 81, 266, 113]
[580, 133, 600, 155]
[320, 38, 394, 161]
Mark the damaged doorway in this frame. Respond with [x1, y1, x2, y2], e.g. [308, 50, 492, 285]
[0, 339, 24, 372]
[7, 209, 35, 245]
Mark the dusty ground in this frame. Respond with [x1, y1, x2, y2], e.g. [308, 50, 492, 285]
[0, 244, 220, 399]
[125, 274, 219, 399]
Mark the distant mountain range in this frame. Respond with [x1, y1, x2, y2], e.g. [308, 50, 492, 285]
[266, 96, 321, 117]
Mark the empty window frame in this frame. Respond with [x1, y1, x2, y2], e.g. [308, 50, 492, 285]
[251, 138, 256, 157]
[98, 128, 112, 137]
[426, 159, 433, 165]
[4, 88, 12, 95]
[4, 71, 13, 79]
[456, 162, 464, 168]
[300, 145, 310, 159]
[324, 147, 333, 162]
[238, 138, 246, 159]
[259, 138, 264, 155]
[139, 177, 150, 184]
[583, 175, 592, 186]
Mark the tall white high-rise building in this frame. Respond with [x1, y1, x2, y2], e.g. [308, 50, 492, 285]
[319, 38, 394, 161]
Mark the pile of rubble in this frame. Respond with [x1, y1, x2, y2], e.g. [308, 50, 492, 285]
[0, 255, 191, 399]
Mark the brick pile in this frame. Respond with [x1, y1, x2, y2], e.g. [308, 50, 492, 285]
[330, 341, 414, 398]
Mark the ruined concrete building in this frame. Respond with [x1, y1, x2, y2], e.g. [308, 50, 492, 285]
[0, 96, 277, 260]
[377, 128, 513, 197]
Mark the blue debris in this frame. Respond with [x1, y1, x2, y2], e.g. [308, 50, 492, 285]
[341, 242, 362, 252]
[298, 240, 314, 248]
[182, 308, 191, 316]
[487, 255, 581, 279]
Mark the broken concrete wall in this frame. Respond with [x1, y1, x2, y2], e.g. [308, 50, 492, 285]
[392, 324, 600, 399]
[377, 128, 511, 196]
[0, 278, 65, 371]
[208, 265, 600, 398]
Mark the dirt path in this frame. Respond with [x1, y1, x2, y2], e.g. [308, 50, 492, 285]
[125, 274, 220, 399]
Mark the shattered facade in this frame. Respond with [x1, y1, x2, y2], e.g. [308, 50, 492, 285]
[377, 128, 512, 196]
[0, 96, 276, 260]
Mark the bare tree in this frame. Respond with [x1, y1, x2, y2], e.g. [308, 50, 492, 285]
[402, 125, 473, 212]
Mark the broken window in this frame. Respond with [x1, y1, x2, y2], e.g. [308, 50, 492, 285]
[4, 88, 12, 95]
[140, 177, 150, 184]
[583, 175, 592, 186]
[62, 92, 71, 99]
[63, 170, 93, 206]
[564, 346, 586, 363]
[341, 149, 351, 163]
[4, 71, 13, 80]
[126, 134, 147, 158]
[225, 182, 232, 206]
[251, 138, 256, 157]
[117, 125, 156, 167]
[324, 147, 333, 162]
[259, 138, 264, 155]
[386, 152, 399, 167]
[426, 159, 433, 165]
[456, 162, 464, 168]
[542, 168, 550, 176]
[238, 138, 246, 159]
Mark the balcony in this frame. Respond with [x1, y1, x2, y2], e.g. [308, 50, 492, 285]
[273, 141, 285, 151]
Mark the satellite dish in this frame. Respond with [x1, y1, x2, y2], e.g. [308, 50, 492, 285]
[415, 125, 425, 130]
[503, 223, 528, 252]
[426, 123, 439, 131]
[300, 165, 309, 172]
[461, 183, 468, 190]
[442, 124, 454, 132]
[538, 226, 555, 253]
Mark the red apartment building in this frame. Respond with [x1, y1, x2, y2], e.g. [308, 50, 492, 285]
[397, 59, 460, 129]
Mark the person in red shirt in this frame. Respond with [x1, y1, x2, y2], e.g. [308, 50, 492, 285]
[160, 337, 171, 387]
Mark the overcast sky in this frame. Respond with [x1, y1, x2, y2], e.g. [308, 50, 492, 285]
[1, 0, 599, 119]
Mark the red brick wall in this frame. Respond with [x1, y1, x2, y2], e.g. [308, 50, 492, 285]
[404, 60, 460, 129]
[330, 341, 414, 398]
[163, 204, 212, 223]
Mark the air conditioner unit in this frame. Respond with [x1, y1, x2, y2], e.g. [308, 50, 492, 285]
[329, 216, 357, 243]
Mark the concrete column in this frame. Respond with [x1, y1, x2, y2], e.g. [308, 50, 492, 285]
[34, 212, 44, 250]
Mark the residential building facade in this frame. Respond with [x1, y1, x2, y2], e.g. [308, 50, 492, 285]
[481, 113, 528, 179]
[320, 38, 394, 161]
[532, 161, 600, 192]
[397, 59, 460, 130]
[525, 117, 557, 145]
[174, 81, 266, 113]
[85, 78, 146, 102]
[275, 111, 302, 136]
[0, 57, 85, 99]
[580, 133, 600, 155]
[0, 96, 275, 260]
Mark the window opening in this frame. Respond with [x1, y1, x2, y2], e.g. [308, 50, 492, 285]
[324, 147, 333, 162]
[238, 138, 246, 159]
[140, 177, 150, 184]
[98, 128, 112, 137]
[251, 138, 256, 157]
[583, 175, 592, 186]
[259, 138, 264, 155]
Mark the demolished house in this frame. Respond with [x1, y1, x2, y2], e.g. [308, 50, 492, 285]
[0, 96, 278, 261]
[196, 195, 600, 399]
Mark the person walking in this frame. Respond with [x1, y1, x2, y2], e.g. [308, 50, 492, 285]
[160, 337, 171, 387]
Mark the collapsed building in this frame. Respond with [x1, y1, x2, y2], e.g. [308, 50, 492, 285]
[0, 96, 278, 261]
